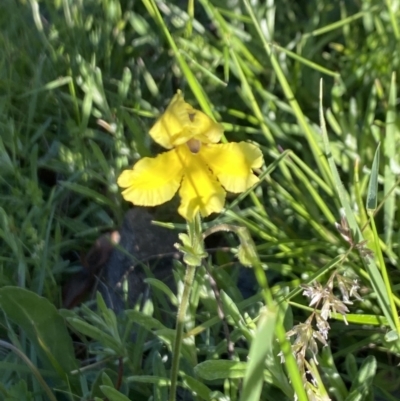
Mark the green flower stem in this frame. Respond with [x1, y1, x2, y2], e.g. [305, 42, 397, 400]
[169, 262, 197, 401]
[246, 242, 308, 401]
[169, 215, 203, 401]
[203, 222, 307, 399]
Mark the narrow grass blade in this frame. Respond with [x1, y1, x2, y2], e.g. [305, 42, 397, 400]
[243, 0, 333, 188]
[344, 356, 376, 401]
[0, 287, 79, 386]
[383, 72, 397, 247]
[240, 308, 285, 401]
[100, 386, 131, 401]
[142, 0, 216, 120]
[366, 143, 380, 211]
[319, 80, 395, 329]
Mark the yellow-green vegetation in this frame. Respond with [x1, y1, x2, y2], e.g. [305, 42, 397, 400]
[1, 1, 400, 401]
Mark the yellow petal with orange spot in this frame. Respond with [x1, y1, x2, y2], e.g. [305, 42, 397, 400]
[149, 91, 194, 149]
[117, 150, 184, 206]
[149, 90, 224, 149]
[200, 142, 263, 193]
[191, 110, 224, 144]
[176, 145, 225, 221]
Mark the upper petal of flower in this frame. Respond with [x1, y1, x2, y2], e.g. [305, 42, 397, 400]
[149, 91, 193, 149]
[176, 145, 225, 221]
[149, 90, 224, 149]
[117, 150, 184, 206]
[200, 142, 263, 193]
[190, 109, 224, 144]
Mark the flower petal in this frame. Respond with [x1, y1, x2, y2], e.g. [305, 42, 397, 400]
[117, 150, 184, 206]
[191, 110, 224, 144]
[149, 90, 195, 149]
[149, 90, 224, 149]
[200, 142, 263, 193]
[176, 145, 225, 221]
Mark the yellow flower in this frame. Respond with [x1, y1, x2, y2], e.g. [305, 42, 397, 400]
[118, 90, 263, 221]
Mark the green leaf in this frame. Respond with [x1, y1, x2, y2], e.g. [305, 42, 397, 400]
[384, 330, 399, 343]
[180, 372, 212, 400]
[3, 379, 33, 401]
[96, 292, 121, 343]
[0, 136, 13, 172]
[383, 72, 397, 246]
[236, 226, 259, 267]
[319, 81, 395, 330]
[126, 375, 170, 385]
[155, 328, 197, 365]
[319, 347, 348, 401]
[345, 356, 376, 401]
[101, 372, 115, 388]
[366, 143, 380, 211]
[66, 317, 123, 354]
[240, 311, 276, 401]
[125, 310, 167, 331]
[345, 354, 358, 381]
[100, 386, 130, 401]
[59, 181, 116, 209]
[0, 287, 78, 376]
[220, 290, 243, 324]
[220, 290, 252, 341]
[144, 278, 178, 306]
[194, 360, 247, 380]
[240, 308, 281, 401]
[152, 352, 168, 401]
[88, 140, 111, 177]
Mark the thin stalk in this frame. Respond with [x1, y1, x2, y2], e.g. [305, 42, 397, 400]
[368, 211, 400, 334]
[168, 263, 197, 401]
[247, 239, 308, 401]
[144, 0, 216, 119]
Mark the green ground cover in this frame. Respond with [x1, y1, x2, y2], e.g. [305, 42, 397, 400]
[1, 0, 400, 400]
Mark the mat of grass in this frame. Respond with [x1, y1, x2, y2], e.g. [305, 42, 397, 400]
[1, 1, 400, 400]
